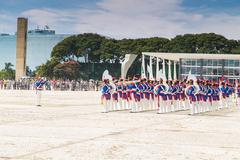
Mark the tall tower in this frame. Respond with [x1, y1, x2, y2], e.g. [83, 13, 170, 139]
[16, 17, 28, 80]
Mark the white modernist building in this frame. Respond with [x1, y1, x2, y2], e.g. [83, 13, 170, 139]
[143, 52, 240, 82]
[121, 52, 240, 82]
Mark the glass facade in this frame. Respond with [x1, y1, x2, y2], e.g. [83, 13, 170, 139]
[0, 34, 71, 69]
[180, 59, 240, 81]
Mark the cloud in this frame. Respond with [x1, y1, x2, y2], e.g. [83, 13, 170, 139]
[0, 13, 16, 33]
[74, 0, 205, 38]
[21, 8, 77, 31]
[187, 14, 240, 40]
[15, 0, 240, 39]
[96, 0, 181, 15]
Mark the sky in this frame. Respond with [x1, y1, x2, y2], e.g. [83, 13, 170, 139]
[1, 0, 240, 39]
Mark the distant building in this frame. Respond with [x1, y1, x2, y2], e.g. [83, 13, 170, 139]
[28, 25, 55, 35]
[141, 52, 240, 82]
[0, 33, 10, 36]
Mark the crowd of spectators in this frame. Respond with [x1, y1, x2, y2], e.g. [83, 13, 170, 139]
[0, 79, 101, 91]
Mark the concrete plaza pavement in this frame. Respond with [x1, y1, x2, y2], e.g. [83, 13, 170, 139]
[0, 90, 240, 160]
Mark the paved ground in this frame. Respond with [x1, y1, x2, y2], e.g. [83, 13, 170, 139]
[0, 90, 240, 160]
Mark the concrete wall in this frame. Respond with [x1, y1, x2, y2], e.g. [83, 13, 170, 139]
[16, 18, 28, 80]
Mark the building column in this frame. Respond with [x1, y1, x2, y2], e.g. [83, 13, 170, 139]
[168, 60, 172, 80]
[162, 59, 166, 80]
[174, 61, 177, 80]
[149, 56, 153, 80]
[156, 57, 159, 80]
[141, 54, 146, 78]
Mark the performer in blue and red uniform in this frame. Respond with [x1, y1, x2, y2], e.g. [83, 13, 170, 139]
[126, 77, 134, 110]
[219, 82, 228, 108]
[142, 79, 150, 110]
[34, 77, 47, 107]
[148, 80, 155, 110]
[172, 80, 180, 111]
[179, 81, 187, 110]
[206, 81, 213, 111]
[185, 79, 198, 115]
[122, 80, 129, 110]
[117, 79, 123, 110]
[166, 80, 174, 112]
[131, 78, 141, 112]
[212, 82, 220, 111]
[154, 78, 167, 113]
[111, 79, 119, 111]
[101, 79, 112, 113]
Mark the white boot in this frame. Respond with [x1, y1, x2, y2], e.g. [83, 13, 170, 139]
[131, 102, 136, 112]
[157, 101, 162, 114]
[190, 103, 195, 115]
[113, 101, 118, 111]
[162, 100, 167, 113]
[36, 90, 42, 106]
[103, 100, 109, 113]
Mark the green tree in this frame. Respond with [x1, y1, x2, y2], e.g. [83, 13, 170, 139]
[37, 32, 240, 80]
[0, 62, 15, 79]
[53, 61, 80, 80]
[51, 36, 78, 62]
[99, 39, 121, 63]
[75, 33, 107, 62]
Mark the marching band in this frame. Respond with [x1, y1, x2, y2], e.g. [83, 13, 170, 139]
[101, 75, 240, 115]
[31, 72, 240, 114]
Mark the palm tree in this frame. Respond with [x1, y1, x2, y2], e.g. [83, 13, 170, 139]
[2, 62, 15, 79]
[4, 62, 14, 71]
